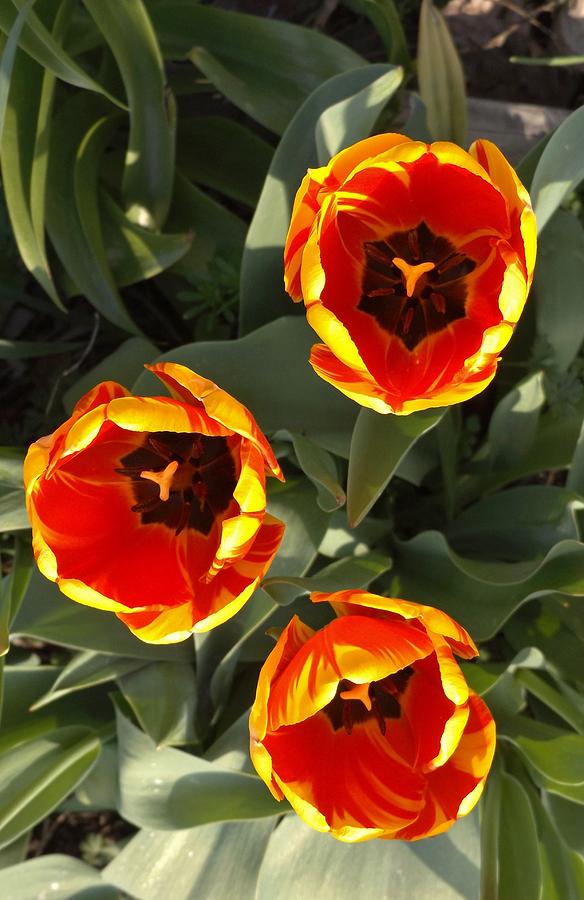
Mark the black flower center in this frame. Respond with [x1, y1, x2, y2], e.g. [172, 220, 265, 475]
[323, 667, 414, 735]
[117, 431, 237, 536]
[358, 221, 476, 351]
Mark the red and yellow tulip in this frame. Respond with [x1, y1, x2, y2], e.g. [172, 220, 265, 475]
[250, 591, 495, 842]
[284, 134, 536, 414]
[24, 363, 285, 643]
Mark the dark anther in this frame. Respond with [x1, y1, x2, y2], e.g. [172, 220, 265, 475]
[407, 228, 420, 260]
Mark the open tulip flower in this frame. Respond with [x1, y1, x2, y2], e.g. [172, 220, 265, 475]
[284, 134, 536, 414]
[250, 590, 496, 842]
[24, 363, 285, 643]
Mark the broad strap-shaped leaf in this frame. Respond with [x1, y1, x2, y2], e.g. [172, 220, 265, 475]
[417, 0, 467, 144]
[0, 725, 101, 850]
[116, 709, 281, 829]
[149, 2, 364, 134]
[255, 810, 480, 899]
[239, 64, 403, 335]
[104, 819, 275, 900]
[531, 100, 584, 233]
[347, 406, 443, 527]
[0, 0, 123, 105]
[534, 210, 584, 371]
[497, 772, 542, 900]
[84, 0, 175, 230]
[392, 532, 584, 640]
[0, 854, 118, 899]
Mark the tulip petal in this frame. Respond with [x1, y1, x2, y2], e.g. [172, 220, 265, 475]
[267, 614, 434, 732]
[264, 711, 425, 839]
[313, 591, 478, 659]
[470, 138, 537, 286]
[394, 692, 496, 840]
[149, 362, 283, 480]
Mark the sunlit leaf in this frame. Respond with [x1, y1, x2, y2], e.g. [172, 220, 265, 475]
[149, 2, 364, 134]
[417, 0, 466, 144]
[239, 64, 402, 335]
[531, 101, 584, 233]
[347, 407, 443, 527]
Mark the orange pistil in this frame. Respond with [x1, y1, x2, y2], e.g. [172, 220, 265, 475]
[392, 257, 435, 297]
[340, 681, 372, 710]
[139, 460, 179, 502]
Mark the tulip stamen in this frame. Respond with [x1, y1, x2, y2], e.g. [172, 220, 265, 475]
[407, 229, 420, 260]
[367, 287, 395, 298]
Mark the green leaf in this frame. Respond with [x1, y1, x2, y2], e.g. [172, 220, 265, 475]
[480, 760, 502, 900]
[0, 0, 35, 140]
[239, 64, 402, 335]
[0, 489, 28, 532]
[516, 669, 584, 734]
[499, 716, 584, 785]
[457, 398, 584, 507]
[487, 371, 546, 470]
[45, 93, 139, 332]
[256, 811, 479, 899]
[133, 316, 358, 449]
[547, 794, 584, 854]
[505, 602, 584, 691]
[31, 651, 146, 710]
[528, 789, 584, 900]
[0, 15, 61, 306]
[445, 486, 582, 562]
[176, 116, 273, 208]
[567, 414, 584, 494]
[315, 65, 403, 164]
[262, 551, 391, 606]
[531, 101, 584, 233]
[417, 0, 467, 144]
[84, 0, 175, 229]
[63, 335, 159, 413]
[497, 772, 542, 900]
[150, 2, 364, 134]
[167, 172, 245, 273]
[118, 661, 197, 746]
[0, 338, 80, 358]
[0, 537, 33, 654]
[267, 479, 331, 582]
[343, 0, 410, 69]
[116, 709, 281, 830]
[0, 830, 30, 869]
[13, 569, 195, 662]
[347, 407, 443, 527]
[100, 192, 191, 286]
[392, 532, 584, 640]
[516, 132, 551, 190]
[0, 448, 24, 489]
[104, 819, 275, 900]
[291, 434, 345, 512]
[0, 854, 118, 898]
[0, 0, 123, 105]
[0, 725, 101, 849]
[534, 210, 584, 371]
[463, 647, 544, 720]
